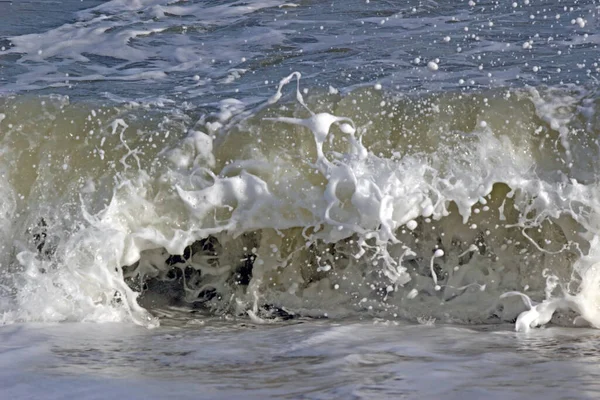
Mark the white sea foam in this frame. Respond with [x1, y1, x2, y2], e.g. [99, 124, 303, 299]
[1, 72, 599, 332]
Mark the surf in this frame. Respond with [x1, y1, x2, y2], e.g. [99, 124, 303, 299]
[0, 72, 599, 332]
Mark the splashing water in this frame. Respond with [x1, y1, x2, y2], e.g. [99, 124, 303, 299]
[1, 68, 599, 333]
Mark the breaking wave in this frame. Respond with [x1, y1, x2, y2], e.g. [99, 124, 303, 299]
[1, 73, 600, 332]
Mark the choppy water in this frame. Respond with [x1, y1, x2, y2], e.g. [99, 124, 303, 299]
[0, 0, 599, 397]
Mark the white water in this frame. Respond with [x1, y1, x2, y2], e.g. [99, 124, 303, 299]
[0, 71, 598, 334]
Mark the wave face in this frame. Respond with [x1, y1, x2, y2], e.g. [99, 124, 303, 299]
[1, 77, 599, 331]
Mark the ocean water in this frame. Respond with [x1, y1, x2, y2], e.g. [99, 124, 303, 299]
[0, 0, 599, 398]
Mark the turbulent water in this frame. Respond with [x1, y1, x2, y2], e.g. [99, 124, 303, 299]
[0, 0, 599, 397]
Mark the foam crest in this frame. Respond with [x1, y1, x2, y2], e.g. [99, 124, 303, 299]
[1, 74, 599, 331]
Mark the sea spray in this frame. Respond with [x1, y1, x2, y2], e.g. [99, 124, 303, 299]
[0, 74, 599, 331]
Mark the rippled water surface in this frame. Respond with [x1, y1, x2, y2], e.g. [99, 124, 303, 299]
[3, 320, 600, 399]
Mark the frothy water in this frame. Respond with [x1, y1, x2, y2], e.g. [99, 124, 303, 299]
[2, 72, 599, 332]
[0, 0, 600, 396]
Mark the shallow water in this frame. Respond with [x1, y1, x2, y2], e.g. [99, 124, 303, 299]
[1, 0, 600, 397]
[3, 319, 600, 399]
